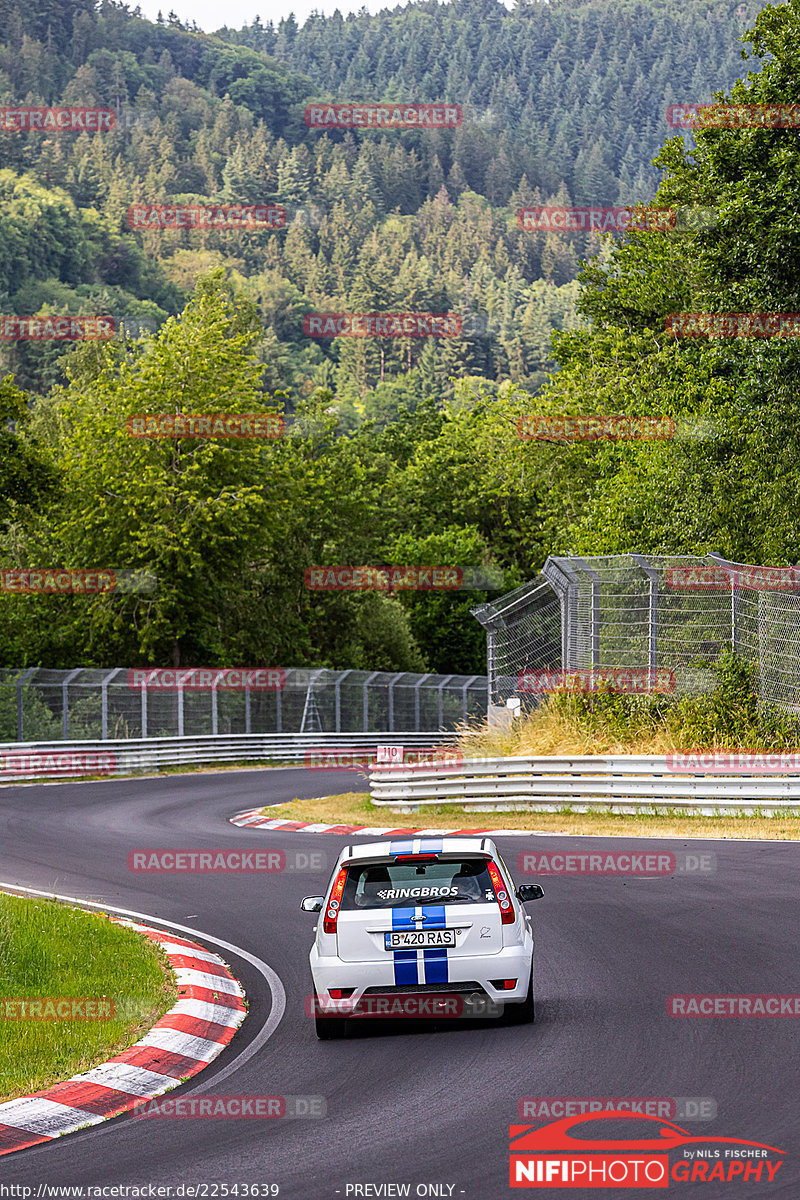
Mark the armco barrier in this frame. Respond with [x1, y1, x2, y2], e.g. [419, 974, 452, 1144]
[0, 732, 464, 782]
[369, 755, 800, 813]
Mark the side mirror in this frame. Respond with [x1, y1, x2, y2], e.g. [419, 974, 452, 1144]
[516, 883, 544, 902]
[301, 896, 324, 913]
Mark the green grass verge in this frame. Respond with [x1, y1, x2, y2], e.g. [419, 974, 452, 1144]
[0, 894, 176, 1102]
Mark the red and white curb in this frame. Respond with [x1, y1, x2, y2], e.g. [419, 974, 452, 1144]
[230, 808, 538, 836]
[0, 919, 245, 1157]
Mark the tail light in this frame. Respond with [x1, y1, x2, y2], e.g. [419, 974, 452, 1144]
[323, 866, 348, 934]
[487, 860, 515, 924]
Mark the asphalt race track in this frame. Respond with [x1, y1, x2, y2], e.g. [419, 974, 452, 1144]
[0, 767, 798, 1198]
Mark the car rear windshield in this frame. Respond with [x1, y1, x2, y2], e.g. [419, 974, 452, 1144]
[339, 857, 499, 909]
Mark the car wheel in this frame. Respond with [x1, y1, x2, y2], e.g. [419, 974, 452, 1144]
[505, 966, 535, 1025]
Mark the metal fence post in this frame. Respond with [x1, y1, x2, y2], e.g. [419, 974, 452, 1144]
[335, 670, 353, 733]
[101, 668, 121, 740]
[486, 623, 498, 705]
[16, 668, 36, 742]
[461, 675, 479, 723]
[62, 668, 81, 740]
[363, 672, 379, 732]
[388, 673, 403, 733]
[559, 591, 569, 670]
[734, 560, 743, 658]
[414, 674, 431, 730]
[437, 675, 454, 728]
[141, 679, 148, 738]
[573, 558, 601, 668]
[632, 554, 659, 670]
[543, 557, 579, 669]
[245, 685, 251, 734]
[708, 553, 738, 653]
[211, 677, 219, 736]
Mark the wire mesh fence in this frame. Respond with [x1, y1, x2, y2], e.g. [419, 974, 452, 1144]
[472, 553, 800, 715]
[471, 577, 562, 705]
[0, 667, 488, 743]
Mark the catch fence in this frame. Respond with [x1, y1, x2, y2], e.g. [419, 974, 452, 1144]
[472, 553, 800, 714]
[0, 668, 487, 742]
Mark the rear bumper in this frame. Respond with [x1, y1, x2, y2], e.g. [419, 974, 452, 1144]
[310, 943, 532, 1015]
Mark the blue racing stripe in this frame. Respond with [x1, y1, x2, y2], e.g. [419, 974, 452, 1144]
[417, 839, 444, 853]
[421, 903, 446, 926]
[420, 904, 449, 984]
[392, 906, 418, 985]
[389, 840, 415, 855]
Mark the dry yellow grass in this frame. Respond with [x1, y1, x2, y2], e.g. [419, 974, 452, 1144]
[258, 791, 800, 841]
[455, 709, 696, 759]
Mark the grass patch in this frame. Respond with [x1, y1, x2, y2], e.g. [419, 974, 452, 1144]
[0, 894, 176, 1102]
[257, 790, 800, 841]
[463, 651, 800, 759]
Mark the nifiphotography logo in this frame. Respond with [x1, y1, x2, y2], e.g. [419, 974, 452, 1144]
[509, 1111, 785, 1188]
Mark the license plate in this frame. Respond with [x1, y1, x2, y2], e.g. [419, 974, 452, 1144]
[384, 929, 456, 949]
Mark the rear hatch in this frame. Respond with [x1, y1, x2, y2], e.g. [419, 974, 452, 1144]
[334, 853, 505, 965]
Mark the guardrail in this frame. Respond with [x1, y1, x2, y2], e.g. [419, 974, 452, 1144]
[369, 755, 800, 813]
[0, 732, 465, 782]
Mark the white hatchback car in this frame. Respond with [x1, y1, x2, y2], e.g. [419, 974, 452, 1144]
[301, 836, 544, 1038]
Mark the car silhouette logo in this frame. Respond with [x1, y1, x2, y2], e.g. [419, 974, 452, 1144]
[510, 1111, 784, 1155]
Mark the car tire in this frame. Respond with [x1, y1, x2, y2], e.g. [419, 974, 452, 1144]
[311, 985, 347, 1039]
[505, 965, 535, 1025]
[314, 1012, 347, 1040]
